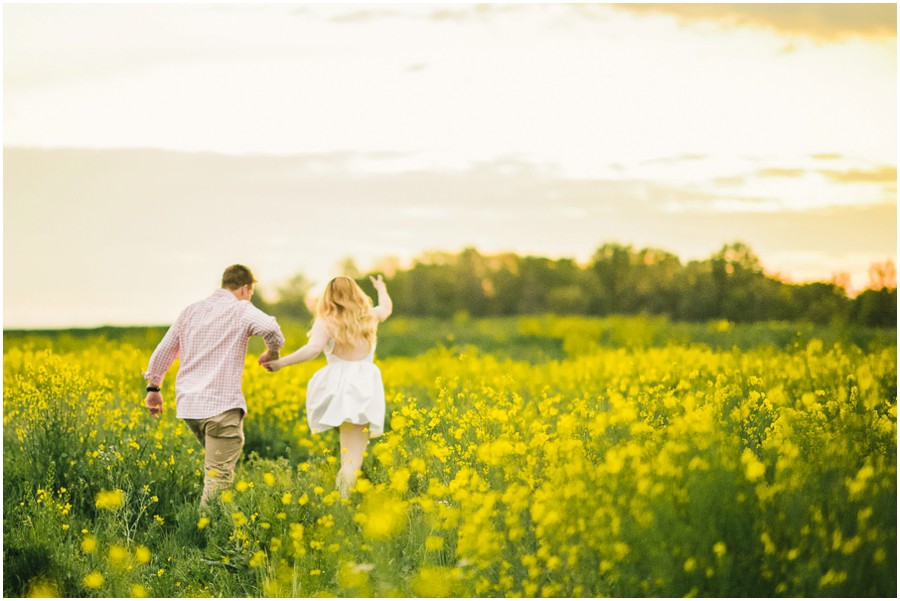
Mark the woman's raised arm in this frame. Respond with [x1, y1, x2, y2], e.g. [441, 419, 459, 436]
[369, 274, 393, 322]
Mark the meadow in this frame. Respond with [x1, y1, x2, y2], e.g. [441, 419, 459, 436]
[3, 315, 897, 597]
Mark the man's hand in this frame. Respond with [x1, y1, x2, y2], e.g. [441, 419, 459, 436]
[258, 349, 279, 367]
[145, 391, 163, 418]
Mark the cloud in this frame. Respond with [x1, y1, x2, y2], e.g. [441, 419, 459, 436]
[757, 168, 805, 178]
[328, 9, 405, 23]
[611, 3, 897, 41]
[712, 176, 746, 187]
[721, 161, 898, 189]
[640, 154, 708, 165]
[320, 4, 522, 25]
[819, 166, 897, 184]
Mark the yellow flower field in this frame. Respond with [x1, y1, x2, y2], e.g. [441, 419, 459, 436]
[3, 317, 896, 597]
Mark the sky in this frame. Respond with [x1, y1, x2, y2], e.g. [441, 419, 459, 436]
[3, 2, 897, 328]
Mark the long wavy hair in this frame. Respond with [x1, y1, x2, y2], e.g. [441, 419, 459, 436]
[316, 276, 377, 348]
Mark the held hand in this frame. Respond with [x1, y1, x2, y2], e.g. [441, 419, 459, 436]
[258, 349, 280, 366]
[369, 274, 387, 293]
[262, 359, 283, 373]
[145, 391, 163, 418]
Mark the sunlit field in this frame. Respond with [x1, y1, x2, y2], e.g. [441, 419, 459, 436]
[4, 316, 896, 597]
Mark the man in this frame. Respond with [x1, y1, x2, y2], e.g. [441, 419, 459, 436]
[143, 264, 284, 506]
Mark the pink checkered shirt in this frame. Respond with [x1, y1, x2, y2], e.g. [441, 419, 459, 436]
[143, 288, 285, 419]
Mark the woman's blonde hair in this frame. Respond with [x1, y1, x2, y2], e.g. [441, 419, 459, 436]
[316, 276, 377, 348]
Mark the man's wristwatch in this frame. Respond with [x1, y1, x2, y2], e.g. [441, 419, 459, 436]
[146, 385, 161, 393]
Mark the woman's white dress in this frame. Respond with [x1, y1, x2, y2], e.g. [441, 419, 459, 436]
[305, 339, 385, 438]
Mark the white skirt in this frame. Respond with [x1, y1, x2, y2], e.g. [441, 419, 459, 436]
[305, 354, 385, 438]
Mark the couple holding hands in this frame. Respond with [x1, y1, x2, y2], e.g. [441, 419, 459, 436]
[143, 264, 392, 506]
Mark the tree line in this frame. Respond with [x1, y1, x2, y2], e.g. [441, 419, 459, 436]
[253, 242, 897, 328]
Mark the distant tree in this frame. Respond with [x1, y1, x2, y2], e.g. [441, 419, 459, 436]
[868, 260, 897, 291]
[830, 271, 851, 292]
[264, 243, 893, 327]
[674, 261, 719, 321]
[711, 242, 769, 321]
[792, 282, 849, 324]
[852, 288, 897, 327]
[632, 247, 682, 314]
[455, 248, 491, 316]
[589, 243, 635, 314]
[336, 257, 361, 279]
[250, 285, 276, 315]
[487, 254, 523, 315]
[547, 285, 589, 314]
[852, 260, 898, 327]
[587, 244, 682, 315]
[519, 256, 556, 314]
[273, 273, 313, 321]
[398, 261, 457, 318]
[545, 258, 590, 314]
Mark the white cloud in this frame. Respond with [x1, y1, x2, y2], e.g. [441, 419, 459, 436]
[610, 3, 897, 41]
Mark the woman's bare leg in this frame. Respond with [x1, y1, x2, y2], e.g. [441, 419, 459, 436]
[336, 422, 369, 496]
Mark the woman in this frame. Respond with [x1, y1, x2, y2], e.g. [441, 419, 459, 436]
[264, 275, 392, 496]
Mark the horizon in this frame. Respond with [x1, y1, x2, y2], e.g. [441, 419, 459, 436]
[3, 227, 892, 332]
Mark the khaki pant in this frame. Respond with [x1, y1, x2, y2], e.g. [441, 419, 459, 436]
[184, 408, 244, 507]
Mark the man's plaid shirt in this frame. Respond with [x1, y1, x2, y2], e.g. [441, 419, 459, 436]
[143, 288, 284, 419]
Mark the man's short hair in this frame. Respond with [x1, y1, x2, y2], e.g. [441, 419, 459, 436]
[222, 265, 257, 290]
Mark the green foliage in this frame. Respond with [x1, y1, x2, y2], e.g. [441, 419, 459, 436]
[340, 242, 896, 327]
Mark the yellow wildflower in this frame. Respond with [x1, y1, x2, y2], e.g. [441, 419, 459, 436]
[338, 561, 372, 591]
[249, 551, 267, 568]
[108, 544, 129, 567]
[134, 545, 152, 565]
[355, 491, 407, 540]
[130, 583, 148, 598]
[26, 579, 59, 598]
[94, 489, 124, 511]
[83, 572, 104, 589]
[741, 449, 766, 482]
[412, 566, 454, 597]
